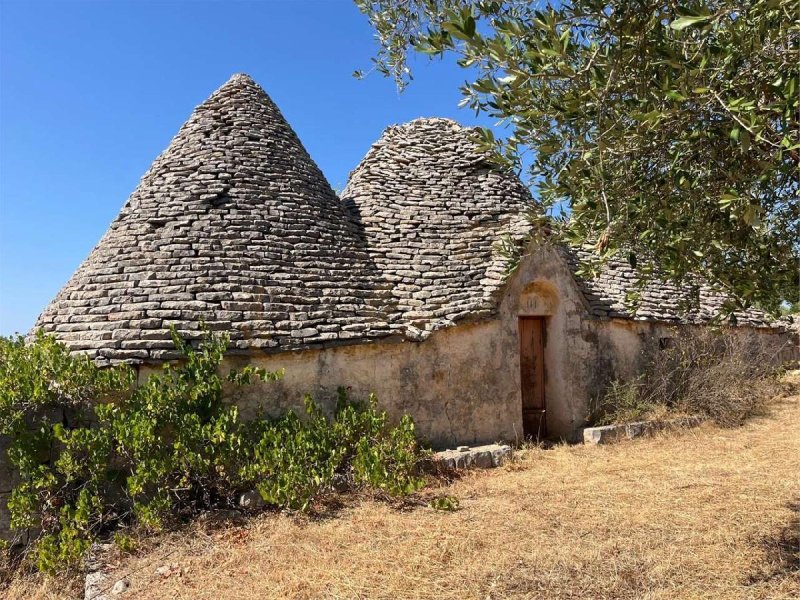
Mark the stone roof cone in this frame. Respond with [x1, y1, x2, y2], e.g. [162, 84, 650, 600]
[341, 118, 532, 338]
[34, 74, 391, 362]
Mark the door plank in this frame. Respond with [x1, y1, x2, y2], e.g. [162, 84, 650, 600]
[519, 317, 546, 438]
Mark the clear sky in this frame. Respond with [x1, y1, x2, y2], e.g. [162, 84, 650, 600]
[0, 0, 497, 336]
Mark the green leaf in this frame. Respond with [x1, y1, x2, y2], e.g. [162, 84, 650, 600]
[669, 15, 712, 30]
[743, 205, 761, 226]
[666, 90, 687, 102]
[463, 15, 476, 38]
[740, 130, 751, 152]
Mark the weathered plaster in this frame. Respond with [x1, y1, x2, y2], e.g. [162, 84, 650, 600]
[153, 245, 797, 449]
[156, 320, 520, 449]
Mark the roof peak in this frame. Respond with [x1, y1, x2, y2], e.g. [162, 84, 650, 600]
[403, 116, 462, 126]
[205, 73, 268, 103]
[220, 72, 258, 87]
[388, 117, 465, 132]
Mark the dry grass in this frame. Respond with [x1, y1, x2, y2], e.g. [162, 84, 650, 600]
[6, 385, 800, 599]
[591, 328, 792, 427]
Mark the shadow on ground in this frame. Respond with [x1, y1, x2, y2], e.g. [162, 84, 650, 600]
[747, 499, 800, 586]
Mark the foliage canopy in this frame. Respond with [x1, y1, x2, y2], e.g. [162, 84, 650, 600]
[355, 0, 799, 313]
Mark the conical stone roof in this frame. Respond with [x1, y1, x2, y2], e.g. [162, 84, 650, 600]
[342, 118, 532, 339]
[35, 74, 392, 362]
[35, 75, 780, 362]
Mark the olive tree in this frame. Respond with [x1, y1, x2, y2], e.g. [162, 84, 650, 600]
[355, 0, 799, 314]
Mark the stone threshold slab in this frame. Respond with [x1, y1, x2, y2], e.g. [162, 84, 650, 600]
[580, 416, 703, 445]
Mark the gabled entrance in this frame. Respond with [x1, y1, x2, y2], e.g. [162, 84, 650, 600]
[519, 317, 546, 439]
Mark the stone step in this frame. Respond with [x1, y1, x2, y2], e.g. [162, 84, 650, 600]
[580, 416, 703, 445]
[433, 443, 512, 470]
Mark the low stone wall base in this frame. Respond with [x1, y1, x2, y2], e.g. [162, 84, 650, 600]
[580, 416, 703, 445]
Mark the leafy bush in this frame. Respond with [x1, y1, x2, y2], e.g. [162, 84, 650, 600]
[0, 329, 426, 573]
[244, 391, 425, 510]
[429, 495, 460, 512]
[590, 328, 788, 427]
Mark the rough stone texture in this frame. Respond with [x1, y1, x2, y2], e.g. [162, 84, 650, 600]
[84, 571, 109, 600]
[238, 489, 265, 510]
[581, 416, 703, 445]
[33, 74, 530, 362]
[84, 543, 114, 600]
[0, 492, 17, 545]
[33, 73, 790, 363]
[433, 444, 512, 470]
[565, 248, 783, 329]
[341, 117, 531, 342]
[111, 579, 129, 595]
[0, 434, 20, 544]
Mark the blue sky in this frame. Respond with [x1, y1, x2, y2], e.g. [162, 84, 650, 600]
[0, 0, 498, 336]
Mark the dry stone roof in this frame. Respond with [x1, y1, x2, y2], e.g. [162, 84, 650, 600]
[34, 75, 531, 362]
[34, 74, 783, 363]
[341, 118, 531, 340]
[565, 248, 779, 328]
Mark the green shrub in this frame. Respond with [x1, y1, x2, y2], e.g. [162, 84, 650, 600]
[352, 411, 423, 496]
[243, 391, 425, 510]
[429, 495, 460, 512]
[1, 329, 426, 574]
[113, 531, 138, 555]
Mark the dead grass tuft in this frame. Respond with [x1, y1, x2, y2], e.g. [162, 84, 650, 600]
[592, 328, 793, 426]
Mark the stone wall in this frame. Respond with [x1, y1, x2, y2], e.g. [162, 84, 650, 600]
[0, 409, 67, 546]
[0, 435, 18, 544]
[130, 244, 796, 448]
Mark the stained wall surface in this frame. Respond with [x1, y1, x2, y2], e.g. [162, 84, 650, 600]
[3, 250, 797, 543]
[134, 245, 795, 449]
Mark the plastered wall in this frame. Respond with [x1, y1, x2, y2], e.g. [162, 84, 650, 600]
[165, 245, 798, 448]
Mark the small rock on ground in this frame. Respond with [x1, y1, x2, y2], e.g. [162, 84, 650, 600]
[239, 489, 265, 509]
[111, 579, 129, 595]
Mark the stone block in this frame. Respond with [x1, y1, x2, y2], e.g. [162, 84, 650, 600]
[239, 489, 265, 510]
[433, 444, 511, 471]
[472, 450, 493, 469]
[581, 416, 703, 445]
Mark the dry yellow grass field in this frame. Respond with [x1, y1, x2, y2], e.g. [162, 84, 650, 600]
[7, 388, 799, 600]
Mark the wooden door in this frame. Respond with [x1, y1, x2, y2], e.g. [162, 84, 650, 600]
[519, 317, 546, 439]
